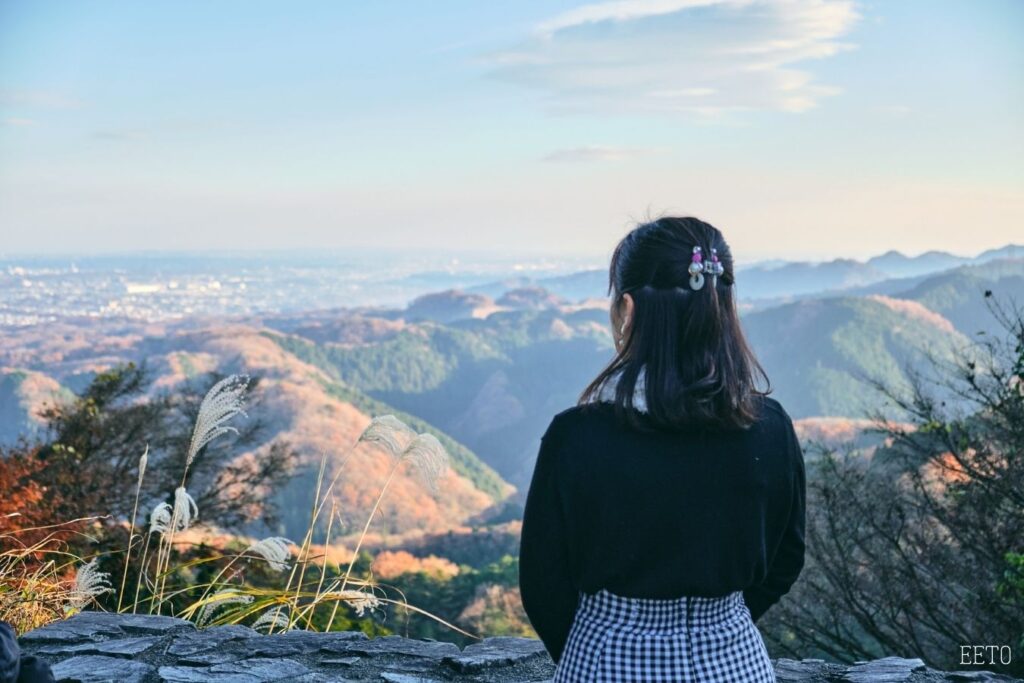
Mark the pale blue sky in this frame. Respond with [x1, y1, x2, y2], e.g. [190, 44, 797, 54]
[1, 0, 1021, 260]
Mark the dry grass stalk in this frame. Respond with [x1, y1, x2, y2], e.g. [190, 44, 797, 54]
[117, 445, 148, 612]
[0, 516, 105, 633]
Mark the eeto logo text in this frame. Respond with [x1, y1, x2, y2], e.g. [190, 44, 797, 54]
[960, 645, 1012, 666]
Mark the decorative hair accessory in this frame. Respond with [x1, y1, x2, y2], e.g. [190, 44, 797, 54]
[687, 246, 725, 291]
[709, 247, 724, 287]
[688, 246, 705, 290]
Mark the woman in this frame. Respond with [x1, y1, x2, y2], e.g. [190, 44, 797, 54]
[519, 216, 805, 682]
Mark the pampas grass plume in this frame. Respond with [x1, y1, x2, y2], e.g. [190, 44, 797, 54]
[358, 415, 416, 457]
[330, 589, 380, 617]
[197, 589, 254, 627]
[137, 444, 149, 489]
[172, 487, 199, 532]
[246, 536, 293, 572]
[149, 503, 172, 535]
[400, 434, 448, 492]
[185, 374, 250, 469]
[69, 559, 112, 611]
[252, 608, 292, 633]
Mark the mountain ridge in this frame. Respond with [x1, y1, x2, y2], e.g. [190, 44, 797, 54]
[464, 244, 1023, 305]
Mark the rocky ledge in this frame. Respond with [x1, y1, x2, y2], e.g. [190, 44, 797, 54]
[17, 613, 1021, 682]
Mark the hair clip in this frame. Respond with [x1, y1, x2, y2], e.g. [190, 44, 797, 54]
[688, 246, 705, 290]
[687, 246, 725, 290]
[708, 248, 724, 287]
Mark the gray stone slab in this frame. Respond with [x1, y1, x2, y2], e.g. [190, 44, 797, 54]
[38, 635, 162, 658]
[325, 634, 460, 659]
[159, 657, 311, 682]
[379, 674, 446, 683]
[22, 611, 195, 647]
[843, 657, 927, 682]
[169, 629, 361, 666]
[170, 628, 371, 665]
[173, 650, 244, 666]
[166, 623, 259, 657]
[256, 630, 363, 656]
[310, 630, 370, 650]
[105, 612, 196, 634]
[774, 656, 835, 681]
[19, 614, 125, 643]
[321, 656, 361, 666]
[51, 654, 155, 683]
[443, 636, 548, 673]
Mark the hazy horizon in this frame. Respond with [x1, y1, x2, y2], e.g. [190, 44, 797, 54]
[1, 240, 1021, 267]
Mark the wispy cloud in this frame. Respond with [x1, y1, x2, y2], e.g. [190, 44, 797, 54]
[2, 118, 36, 127]
[873, 104, 912, 117]
[489, 0, 860, 118]
[0, 90, 84, 110]
[93, 129, 146, 142]
[543, 145, 655, 162]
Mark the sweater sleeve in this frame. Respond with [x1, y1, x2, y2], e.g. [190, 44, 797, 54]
[518, 417, 579, 664]
[743, 413, 807, 622]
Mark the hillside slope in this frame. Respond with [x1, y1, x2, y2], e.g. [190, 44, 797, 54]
[896, 259, 1024, 335]
[744, 296, 966, 418]
[267, 309, 612, 492]
[0, 321, 512, 540]
[0, 369, 71, 443]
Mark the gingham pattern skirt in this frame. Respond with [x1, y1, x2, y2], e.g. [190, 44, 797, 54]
[553, 588, 776, 682]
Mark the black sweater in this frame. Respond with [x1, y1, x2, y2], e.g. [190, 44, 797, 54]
[518, 397, 806, 663]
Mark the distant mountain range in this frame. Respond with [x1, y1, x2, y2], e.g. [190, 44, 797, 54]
[1, 245, 1022, 538]
[867, 244, 1022, 278]
[467, 244, 1024, 304]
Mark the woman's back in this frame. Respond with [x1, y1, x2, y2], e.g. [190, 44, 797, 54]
[532, 396, 803, 602]
[519, 396, 805, 667]
[517, 216, 806, 680]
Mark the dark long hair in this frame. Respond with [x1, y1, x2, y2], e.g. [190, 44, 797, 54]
[580, 216, 769, 431]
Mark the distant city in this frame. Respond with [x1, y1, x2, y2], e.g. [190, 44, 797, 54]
[0, 251, 601, 326]
[4, 245, 1020, 327]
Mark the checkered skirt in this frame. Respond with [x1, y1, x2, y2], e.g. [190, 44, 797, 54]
[554, 588, 775, 682]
